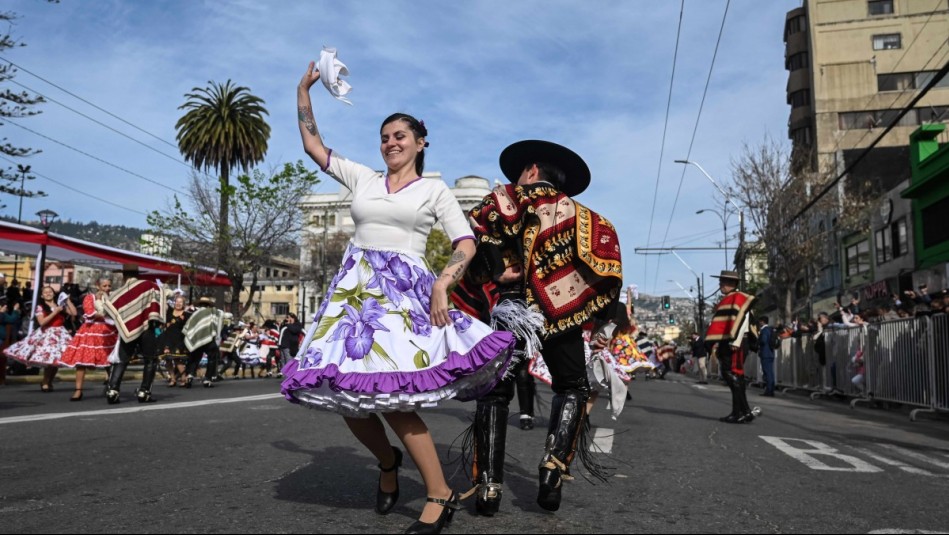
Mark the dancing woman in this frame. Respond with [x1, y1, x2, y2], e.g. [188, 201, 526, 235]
[4, 286, 73, 391]
[281, 61, 513, 534]
[59, 278, 119, 401]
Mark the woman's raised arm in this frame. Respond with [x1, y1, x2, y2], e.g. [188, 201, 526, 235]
[297, 61, 330, 169]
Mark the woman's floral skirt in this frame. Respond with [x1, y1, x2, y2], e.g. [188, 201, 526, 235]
[4, 326, 72, 367]
[281, 244, 514, 417]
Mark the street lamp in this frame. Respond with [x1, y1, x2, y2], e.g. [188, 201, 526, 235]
[667, 279, 695, 300]
[696, 208, 733, 266]
[675, 159, 746, 278]
[28, 209, 58, 334]
[35, 208, 58, 285]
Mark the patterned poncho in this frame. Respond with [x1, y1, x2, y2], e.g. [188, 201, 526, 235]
[463, 183, 623, 337]
[183, 307, 225, 352]
[104, 279, 163, 343]
[705, 290, 755, 344]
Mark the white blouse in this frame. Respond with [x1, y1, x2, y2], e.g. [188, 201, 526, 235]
[322, 151, 474, 257]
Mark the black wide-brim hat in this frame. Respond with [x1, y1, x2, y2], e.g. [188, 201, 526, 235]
[499, 140, 591, 197]
[711, 270, 742, 282]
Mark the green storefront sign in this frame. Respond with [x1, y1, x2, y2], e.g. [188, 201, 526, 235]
[901, 123, 949, 269]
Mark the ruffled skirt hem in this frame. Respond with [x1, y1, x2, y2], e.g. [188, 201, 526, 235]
[280, 331, 513, 417]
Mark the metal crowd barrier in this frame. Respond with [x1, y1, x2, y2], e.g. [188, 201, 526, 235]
[763, 314, 949, 421]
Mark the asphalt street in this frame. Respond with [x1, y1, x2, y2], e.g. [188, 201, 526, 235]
[1, 371, 948, 534]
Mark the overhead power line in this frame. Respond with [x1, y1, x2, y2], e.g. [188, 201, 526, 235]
[3, 118, 188, 196]
[0, 56, 180, 151]
[652, 0, 731, 290]
[0, 154, 149, 216]
[9, 79, 195, 172]
[643, 0, 686, 288]
[790, 58, 949, 224]
[822, 1, 947, 160]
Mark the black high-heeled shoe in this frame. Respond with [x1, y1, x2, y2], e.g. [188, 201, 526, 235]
[404, 492, 459, 534]
[375, 446, 402, 515]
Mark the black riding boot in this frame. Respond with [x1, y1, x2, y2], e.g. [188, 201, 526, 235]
[137, 357, 158, 403]
[719, 371, 738, 422]
[736, 375, 754, 423]
[473, 399, 509, 516]
[516, 365, 535, 430]
[106, 361, 128, 404]
[537, 389, 588, 512]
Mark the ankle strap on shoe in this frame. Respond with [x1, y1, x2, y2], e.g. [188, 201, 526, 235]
[425, 495, 460, 509]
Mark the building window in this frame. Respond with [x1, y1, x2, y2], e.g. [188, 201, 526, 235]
[878, 73, 915, 92]
[872, 33, 901, 50]
[894, 218, 908, 257]
[846, 240, 871, 277]
[921, 197, 949, 249]
[786, 51, 809, 71]
[271, 302, 290, 316]
[839, 108, 920, 130]
[920, 106, 949, 124]
[791, 125, 813, 146]
[868, 0, 894, 16]
[915, 71, 949, 90]
[875, 227, 892, 264]
[789, 89, 810, 108]
[785, 14, 806, 37]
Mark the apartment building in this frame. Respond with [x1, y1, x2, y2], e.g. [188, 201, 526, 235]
[784, 0, 949, 314]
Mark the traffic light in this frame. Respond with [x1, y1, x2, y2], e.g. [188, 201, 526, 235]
[661, 295, 671, 309]
[668, 314, 675, 324]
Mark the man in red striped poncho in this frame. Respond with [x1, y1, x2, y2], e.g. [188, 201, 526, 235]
[103, 265, 164, 404]
[705, 270, 757, 424]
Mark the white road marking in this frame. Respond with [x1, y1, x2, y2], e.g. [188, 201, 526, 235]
[0, 393, 284, 425]
[868, 530, 949, 534]
[590, 427, 614, 454]
[852, 448, 941, 477]
[877, 444, 949, 470]
[760, 436, 882, 473]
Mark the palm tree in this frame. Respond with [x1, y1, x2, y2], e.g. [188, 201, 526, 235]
[175, 80, 270, 271]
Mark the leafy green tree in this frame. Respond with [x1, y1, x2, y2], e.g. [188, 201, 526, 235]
[1, 10, 50, 208]
[175, 80, 270, 267]
[148, 161, 319, 315]
[425, 229, 453, 273]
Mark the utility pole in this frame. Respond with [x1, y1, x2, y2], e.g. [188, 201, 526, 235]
[737, 211, 746, 291]
[697, 274, 705, 334]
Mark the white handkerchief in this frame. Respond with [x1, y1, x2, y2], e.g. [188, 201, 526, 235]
[318, 46, 352, 105]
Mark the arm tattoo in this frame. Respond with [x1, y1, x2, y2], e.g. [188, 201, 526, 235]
[297, 105, 317, 136]
[439, 251, 468, 283]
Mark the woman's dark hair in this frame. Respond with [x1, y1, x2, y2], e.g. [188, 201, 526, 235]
[380, 113, 428, 176]
[612, 305, 632, 334]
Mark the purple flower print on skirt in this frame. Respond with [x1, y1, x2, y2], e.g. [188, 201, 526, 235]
[328, 297, 390, 361]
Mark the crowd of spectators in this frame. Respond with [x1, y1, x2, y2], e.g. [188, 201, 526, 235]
[772, 284, 949, 338]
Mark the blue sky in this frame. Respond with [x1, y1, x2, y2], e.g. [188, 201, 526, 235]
[2, 0, 799, 295]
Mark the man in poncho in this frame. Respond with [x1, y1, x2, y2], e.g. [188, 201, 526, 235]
[103, 265, 164, 404]
[456, 140, 622, 513]
[182, 296, 225, 388]
[705, 270, 757, 423]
